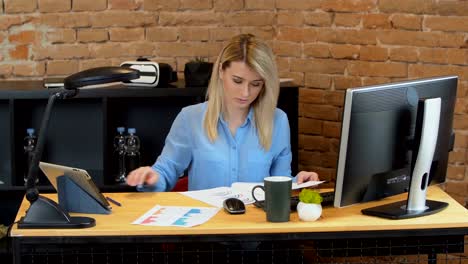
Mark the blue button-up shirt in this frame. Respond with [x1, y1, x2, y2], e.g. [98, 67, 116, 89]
[139, 102, 292, 191]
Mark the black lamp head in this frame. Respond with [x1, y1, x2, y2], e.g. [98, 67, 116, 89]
[64, 66, 140, 90]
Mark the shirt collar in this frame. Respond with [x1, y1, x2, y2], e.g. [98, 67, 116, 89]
[220, 107, 254, 127]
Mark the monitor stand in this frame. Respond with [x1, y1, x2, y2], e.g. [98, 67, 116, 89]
[362, 98, 448, 219]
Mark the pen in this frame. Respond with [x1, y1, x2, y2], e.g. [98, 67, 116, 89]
[106, 196, 122, 207]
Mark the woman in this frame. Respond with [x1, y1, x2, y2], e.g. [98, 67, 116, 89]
[126, 34, 318, 191]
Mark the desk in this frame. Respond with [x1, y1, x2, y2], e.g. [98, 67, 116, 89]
[10, 186, 468, 263]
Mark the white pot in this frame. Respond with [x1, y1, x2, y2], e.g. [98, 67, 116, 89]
[297, 202, 322, 221]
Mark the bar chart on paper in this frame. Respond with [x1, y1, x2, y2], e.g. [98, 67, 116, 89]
[132, 205, 220, 227]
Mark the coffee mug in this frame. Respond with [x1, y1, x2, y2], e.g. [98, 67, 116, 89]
[252, 176, 292, 222]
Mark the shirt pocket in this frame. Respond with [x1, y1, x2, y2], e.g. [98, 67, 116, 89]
[192, 150, 227, 188]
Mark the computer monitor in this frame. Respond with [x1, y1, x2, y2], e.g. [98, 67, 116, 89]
[334, 76, 457, 219]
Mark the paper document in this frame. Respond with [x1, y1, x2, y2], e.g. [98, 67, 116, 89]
[181, 180, 324, 208]
[132, 205, 220, 227]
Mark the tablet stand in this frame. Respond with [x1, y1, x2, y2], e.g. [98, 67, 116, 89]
[57, 175, 111, 214]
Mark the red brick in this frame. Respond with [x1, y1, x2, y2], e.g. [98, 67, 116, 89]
[0, 16, 29, 31]
[118, 42, 155, 57]
[303, 28, 318, 43]
[329, 44, 360, 59]
[279, 72, 304, 86]
[361, 76, 391, 86]
[110, 0, 141, 10]
[454, 114, 468, 130]
[93, 11, 156, 27]
[378, 30, 465, 48]
[213, 0, 243, 11]
[209, 28, 241, 41]
[447, 49, 467, 66]
[424, 16, 468, 32]
[47, 29, 76, 44]
[300, 135, 329, 151]
[334, 13, 361, 27]
[363, 14, 391, 29]
[324, 90, 345, 106]
[73, 0, 107, 11]
[304, 12, 333, 27]
[408, 64, 467, 81]
[272, 41, 301, 57]
[454, 133, 468, 148]
[334, 75, 362, 90]
[305, 74, 332, 89]
[276, 0, 322, 10]
[180, 0, 212, 10]
[9, 45, 29, 60]
[454, 98, 468, 115]
[378, 0, 436, 14]
[110, 28, 145, 42]
[446, 166, 465, 181]
[79, 59, 115, 71]
[160, 12, 222, 26]
[389, 47, 418, 62]
[299, 117, 323, 135]
[321, 0, 375, 12]
[224, 12, 275, 26]
[277, 12, 303, 26]
[34, 44, 90, 60]
[145, 27, 178, 42]
[46, 60, 79, 75]
[155, 42, 223, 57]
[13, 62, 46, 77]
[0, 65, 13, 77]
[77, 29, 108, 43]
[418, 48, 448, 64]
[360, 46, 388, 61]
[323, 121, 341, 138]
[437, 1, 468, 16]
[241, 27, 275, 40]
[277, 27, 304, 42]
[40, 13, 91, 28]
[317, 28, 377, 45]
[291, 58, 347, 74]
[299, 88, 326, 104]
[303, 43, 330, 58]
[244, 0, 274, 10]
[39, 0, 71, 12]
[8, 31, 37, 44]
[300, 103, 341, 121]
[4, 0, 37, 13]
[390, 14, 422, 30]
[144, 0, 179, 10]
[348, 61, 407, 77]
[449, 149, 466, 164]
[179, 27, 210, 41]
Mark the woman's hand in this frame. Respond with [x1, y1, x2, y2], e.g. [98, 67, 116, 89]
[126, 166, 159, 186]
[296, 171, 319, 184]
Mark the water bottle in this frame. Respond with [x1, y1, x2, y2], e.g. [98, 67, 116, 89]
[113, 127, 127, 183]
[23, 128, 37, 183]
[125, 128, 141, 174]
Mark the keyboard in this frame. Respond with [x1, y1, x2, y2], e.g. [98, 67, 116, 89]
[254, 190, 335, 211]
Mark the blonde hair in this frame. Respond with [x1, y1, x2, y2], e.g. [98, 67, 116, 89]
[204, 34, 279, 150]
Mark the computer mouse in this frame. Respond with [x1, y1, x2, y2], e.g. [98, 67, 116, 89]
[223, 197, 246, 214]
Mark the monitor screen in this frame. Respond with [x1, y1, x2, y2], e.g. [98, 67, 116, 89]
[334, 76, 457, 209]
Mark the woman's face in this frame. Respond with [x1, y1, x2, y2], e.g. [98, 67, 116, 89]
[220, 61, 264, 112]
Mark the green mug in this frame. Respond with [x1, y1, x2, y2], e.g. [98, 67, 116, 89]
[252, 176, 292, 222]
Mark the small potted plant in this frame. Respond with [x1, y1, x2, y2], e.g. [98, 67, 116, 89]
[184, 57, 213, 87]
[297, 189, 323, 221]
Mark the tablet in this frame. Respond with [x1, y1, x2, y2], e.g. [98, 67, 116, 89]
[39, 162, 111, 210]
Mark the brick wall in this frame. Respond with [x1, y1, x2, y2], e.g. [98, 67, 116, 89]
[0, 0, 466, 206]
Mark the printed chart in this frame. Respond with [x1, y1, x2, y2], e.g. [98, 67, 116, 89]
[132, 205, 220, 227]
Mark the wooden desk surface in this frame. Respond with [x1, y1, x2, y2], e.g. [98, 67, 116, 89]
[10, 186, 468, 237]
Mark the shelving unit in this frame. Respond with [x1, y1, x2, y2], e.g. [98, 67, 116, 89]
[0, 80, 298, 225]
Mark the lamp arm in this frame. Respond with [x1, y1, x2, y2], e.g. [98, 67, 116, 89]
[25, 89, 78, 203]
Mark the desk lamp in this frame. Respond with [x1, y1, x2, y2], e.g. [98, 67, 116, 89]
[18, 67, 140, 229]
